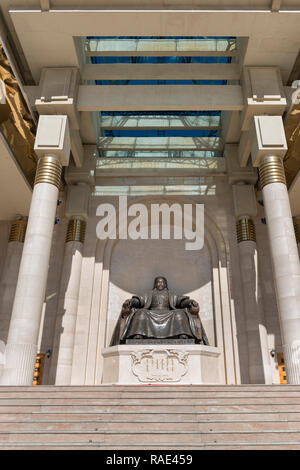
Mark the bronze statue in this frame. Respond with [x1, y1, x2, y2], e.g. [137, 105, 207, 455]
[110, 276, 208, 345]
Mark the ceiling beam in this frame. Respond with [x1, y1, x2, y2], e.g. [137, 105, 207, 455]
[100, 114, 221, 130]
[82, 63, 240, 81]
[98, 136, 222, 151]
[77, 85, 243, 111]
[9, 9, 300, 83]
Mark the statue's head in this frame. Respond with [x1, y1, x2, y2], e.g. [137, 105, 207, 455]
[153, 276, 168, 290]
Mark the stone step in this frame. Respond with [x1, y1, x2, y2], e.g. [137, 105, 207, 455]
[0, 390, 300, 399]
[1, 385, 300, 449]
[1, 397, 300, 406]
[1, 403, 300, 413]
[1, 411, 300, 422]
[1, 420, 300, 432]
[0, 385, 298, 392]
[0, 442, 299, 450]
[1, 430, 300, 444]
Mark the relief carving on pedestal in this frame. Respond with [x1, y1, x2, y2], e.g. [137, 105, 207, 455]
[131, 349, 189, 382]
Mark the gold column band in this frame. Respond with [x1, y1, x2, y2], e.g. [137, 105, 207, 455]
[236, 217, 256, 243]
[293, 218, 300, 244]
[66, 219, 86, 243]
[9, 220, 27, 243]
[34, 156, 62, 189]
[258, 156, 286, 189]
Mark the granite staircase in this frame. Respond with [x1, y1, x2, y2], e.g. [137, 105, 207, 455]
[0, 385, 300, 449]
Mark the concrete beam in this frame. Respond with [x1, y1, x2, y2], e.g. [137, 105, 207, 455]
[77, 85, 244, 111]
[95, 156, 226, 178]
[82, 63, 240, 81]
[99, 151, 221, 158]
[9, 9, 300, 83]
[100, 114, 221, 130]
[98, 136, 222, 151]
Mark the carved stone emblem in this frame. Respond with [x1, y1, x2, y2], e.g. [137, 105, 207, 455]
[131, 349, 189, 382]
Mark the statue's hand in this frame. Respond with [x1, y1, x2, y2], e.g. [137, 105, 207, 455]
[188, 300, 199, 315]
[121, 299, 132, 317]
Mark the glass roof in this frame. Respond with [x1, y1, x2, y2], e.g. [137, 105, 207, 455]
[84, 36, 237, 159]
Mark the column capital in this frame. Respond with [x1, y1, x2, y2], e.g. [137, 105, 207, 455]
[250, 115, 288, 167]
[34, 115, 71, 166]
[65, 218, 86, 243]
[258, 155, 286, 188]
[34, 155, 63, 189]
[8, 218, 27, 243]
[236, 217, 256, 243]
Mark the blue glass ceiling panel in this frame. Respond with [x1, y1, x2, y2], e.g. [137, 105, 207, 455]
[87, 36, 235, 39]
[102, 111, 221, 116]
[104, 129, 219, 137]
[91, 56, 231, 64]
[96, 80, 228, 85]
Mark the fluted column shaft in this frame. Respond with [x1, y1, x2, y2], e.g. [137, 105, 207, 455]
[259, 156, 300, 384]
[236, 217, 271, 383]
[0, 220, 27, 345]
[52, 219, 86, 385]
[0, 156, 62, 385]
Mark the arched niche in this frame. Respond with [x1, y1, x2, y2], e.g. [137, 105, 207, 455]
[84, 196, 238, 385]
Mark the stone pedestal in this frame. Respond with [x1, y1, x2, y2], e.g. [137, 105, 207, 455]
[101, 344, 221, 385]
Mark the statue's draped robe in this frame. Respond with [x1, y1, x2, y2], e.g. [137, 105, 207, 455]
[110, 288, 208, 346]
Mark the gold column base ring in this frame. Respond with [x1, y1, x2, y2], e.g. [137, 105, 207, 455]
[34, 156, 62, 189]
[9, 219, 27, 243]
[258, 156, 286, 189]
[236, 217, 256, 243]
[66, 219, 86, 244]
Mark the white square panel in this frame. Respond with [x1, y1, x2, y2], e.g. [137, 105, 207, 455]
[258, 115, 285, 147]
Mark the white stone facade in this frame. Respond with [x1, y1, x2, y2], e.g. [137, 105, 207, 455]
[0, 174, 285, 385]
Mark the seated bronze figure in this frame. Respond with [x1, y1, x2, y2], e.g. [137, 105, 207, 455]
[110, 276, 208, 345]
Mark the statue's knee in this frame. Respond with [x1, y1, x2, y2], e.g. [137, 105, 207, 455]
[136, 310, 147, 321]
[174, 311, 185, 320]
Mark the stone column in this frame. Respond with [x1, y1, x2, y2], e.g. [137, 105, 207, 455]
[50, 181, 91, 385]
[53, 217, 86, 384]
[227, 145, 272, 384]
[0, 115, 70, 385]
[236, 217, 269, 383]
[258, 156, 300, 383]
[251, 116, 300, 384]
[0, 219, 27, 345]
